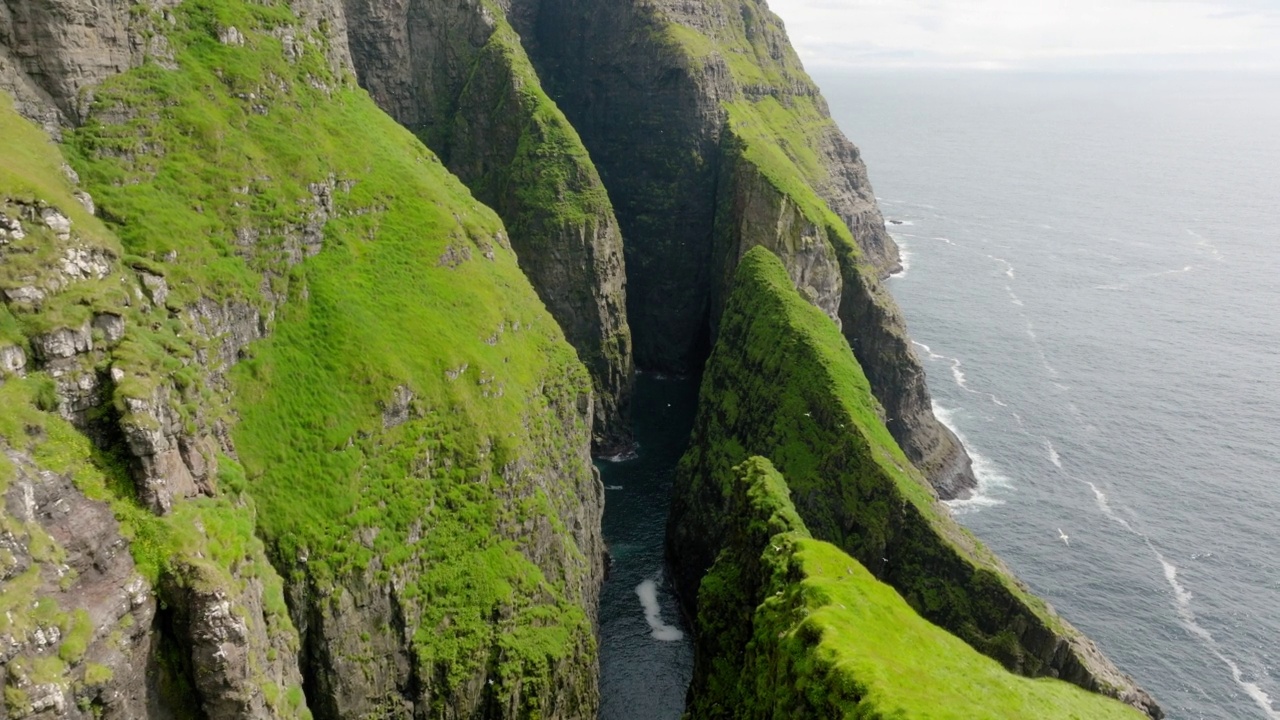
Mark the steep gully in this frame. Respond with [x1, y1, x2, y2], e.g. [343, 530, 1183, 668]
[334, 0, 1000, 712]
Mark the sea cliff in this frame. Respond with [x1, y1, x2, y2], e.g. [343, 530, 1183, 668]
[0, 0, 1158, 715]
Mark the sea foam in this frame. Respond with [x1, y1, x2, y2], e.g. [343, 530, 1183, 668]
[934, 402, 1011, 514]
[636, 578, 684, 642]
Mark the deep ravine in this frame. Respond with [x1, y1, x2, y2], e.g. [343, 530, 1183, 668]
[596, 373, 700, 719]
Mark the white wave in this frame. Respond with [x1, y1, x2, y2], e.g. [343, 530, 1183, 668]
[890, 239, 913, 278]
[1077, 472, 1280, 719]
[1153, 550, 1280, 719]
[1005, 285, 1023, 307]
[1044, 439, 1062, 469]
[601, 446, 639, 463]
[1187, 228, 1225, 262]
[886, 219, 915, 226]
[636, 578, 684, 642]
[934, 236, 956, 246]
[1023, 322, 1060, 378]
[914, 341, 1009, 409]
[604, 485, 624, 490]
[990, 256, 1015, 279]
[934, 402, 1011, 515]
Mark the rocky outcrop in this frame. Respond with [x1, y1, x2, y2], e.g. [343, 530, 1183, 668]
[669, 249, 1161, 717]
[709, 135, 844, 329]
[0, 443, 155, 719]
[343, 0, 634, 452]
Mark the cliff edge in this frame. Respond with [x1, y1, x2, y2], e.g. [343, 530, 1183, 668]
[668, 248, 1161, 717]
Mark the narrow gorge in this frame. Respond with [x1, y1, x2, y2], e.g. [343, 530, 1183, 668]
[0, 0, 1158, 716]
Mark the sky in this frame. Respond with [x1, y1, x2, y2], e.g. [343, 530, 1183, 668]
[765, 0, 1280, 70]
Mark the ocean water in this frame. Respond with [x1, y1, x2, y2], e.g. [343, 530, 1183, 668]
[596, 373, 698, 720]
[814, 70, 1280, 719]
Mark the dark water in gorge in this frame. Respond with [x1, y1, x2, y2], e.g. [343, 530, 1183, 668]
[596, 373, 698, 720]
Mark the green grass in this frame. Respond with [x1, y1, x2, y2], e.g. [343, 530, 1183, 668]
[57, 0, 601, 707]
[749, 536, 1144, 719]
[459, 18, 615, 232]
[673, 248, 1091, 685]
[691, 456, 1143, 719]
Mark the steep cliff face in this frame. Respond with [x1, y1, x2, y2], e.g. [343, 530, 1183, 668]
[687, 456, 1147, 719]
[668, 248, 1161, 717]
[342, 0, 634, 452]
[1, 96, 310, 718]
[523, 0, 974, 496]
[1, 0, 605, 713]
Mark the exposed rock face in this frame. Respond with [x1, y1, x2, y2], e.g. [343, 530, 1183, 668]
[526, 0, 724, 373]
[343, 0, 635, 452]
[0, 445, 155, 719]
[3, 0, 607, 712]
[668, 249, 1161, 717]
[523, 0, 973, 496]
[710, 136, 844, 328]
[0, 0, 159, 129]
[159, 531, 310, 719]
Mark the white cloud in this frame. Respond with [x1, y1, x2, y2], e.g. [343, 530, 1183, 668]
[767, 0, 1280, 69]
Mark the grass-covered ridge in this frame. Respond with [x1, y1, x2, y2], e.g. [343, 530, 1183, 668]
[650, 0, 858, 259]
[670, 248, 1148, 707]
[690, 457, 1144, 719]
[51, 0, 603, 710]
[450, 14, 634, 450]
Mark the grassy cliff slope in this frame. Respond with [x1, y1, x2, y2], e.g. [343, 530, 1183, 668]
[1, 90, 310, 719]
[669, 247, 1160, 717]
[344, 0, 635, 452]
[2, 0, 606, 712]
[689, 456, 1146, 720]
[525, 0, 975, 497]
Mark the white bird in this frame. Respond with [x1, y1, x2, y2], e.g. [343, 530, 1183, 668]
[1057, 528, 1070, 546]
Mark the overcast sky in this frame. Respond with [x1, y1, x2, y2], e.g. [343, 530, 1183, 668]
[766, 0, 1280, 70]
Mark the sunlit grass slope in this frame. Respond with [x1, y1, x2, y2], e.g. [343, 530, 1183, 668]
[691, 457, 1144, 719]
[56, 0, 601, 708]
[673, 248, 1133, 697]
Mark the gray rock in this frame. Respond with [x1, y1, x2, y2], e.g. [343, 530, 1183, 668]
[59, 246, 112, 280]
[0, 213, 23, 242]
[0, 345, 26, 374]
[2, 285, 45, 305]
[92, 312, 126, 344]
[40, 206, 71, 239]
[138, 270, 169, 306]
[31, 323, 92, 360]
[381, 384, 414, 428]
[74, 190, 95, 215]
[0, 447, 157, 718]
[218, 25, 245, 46]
